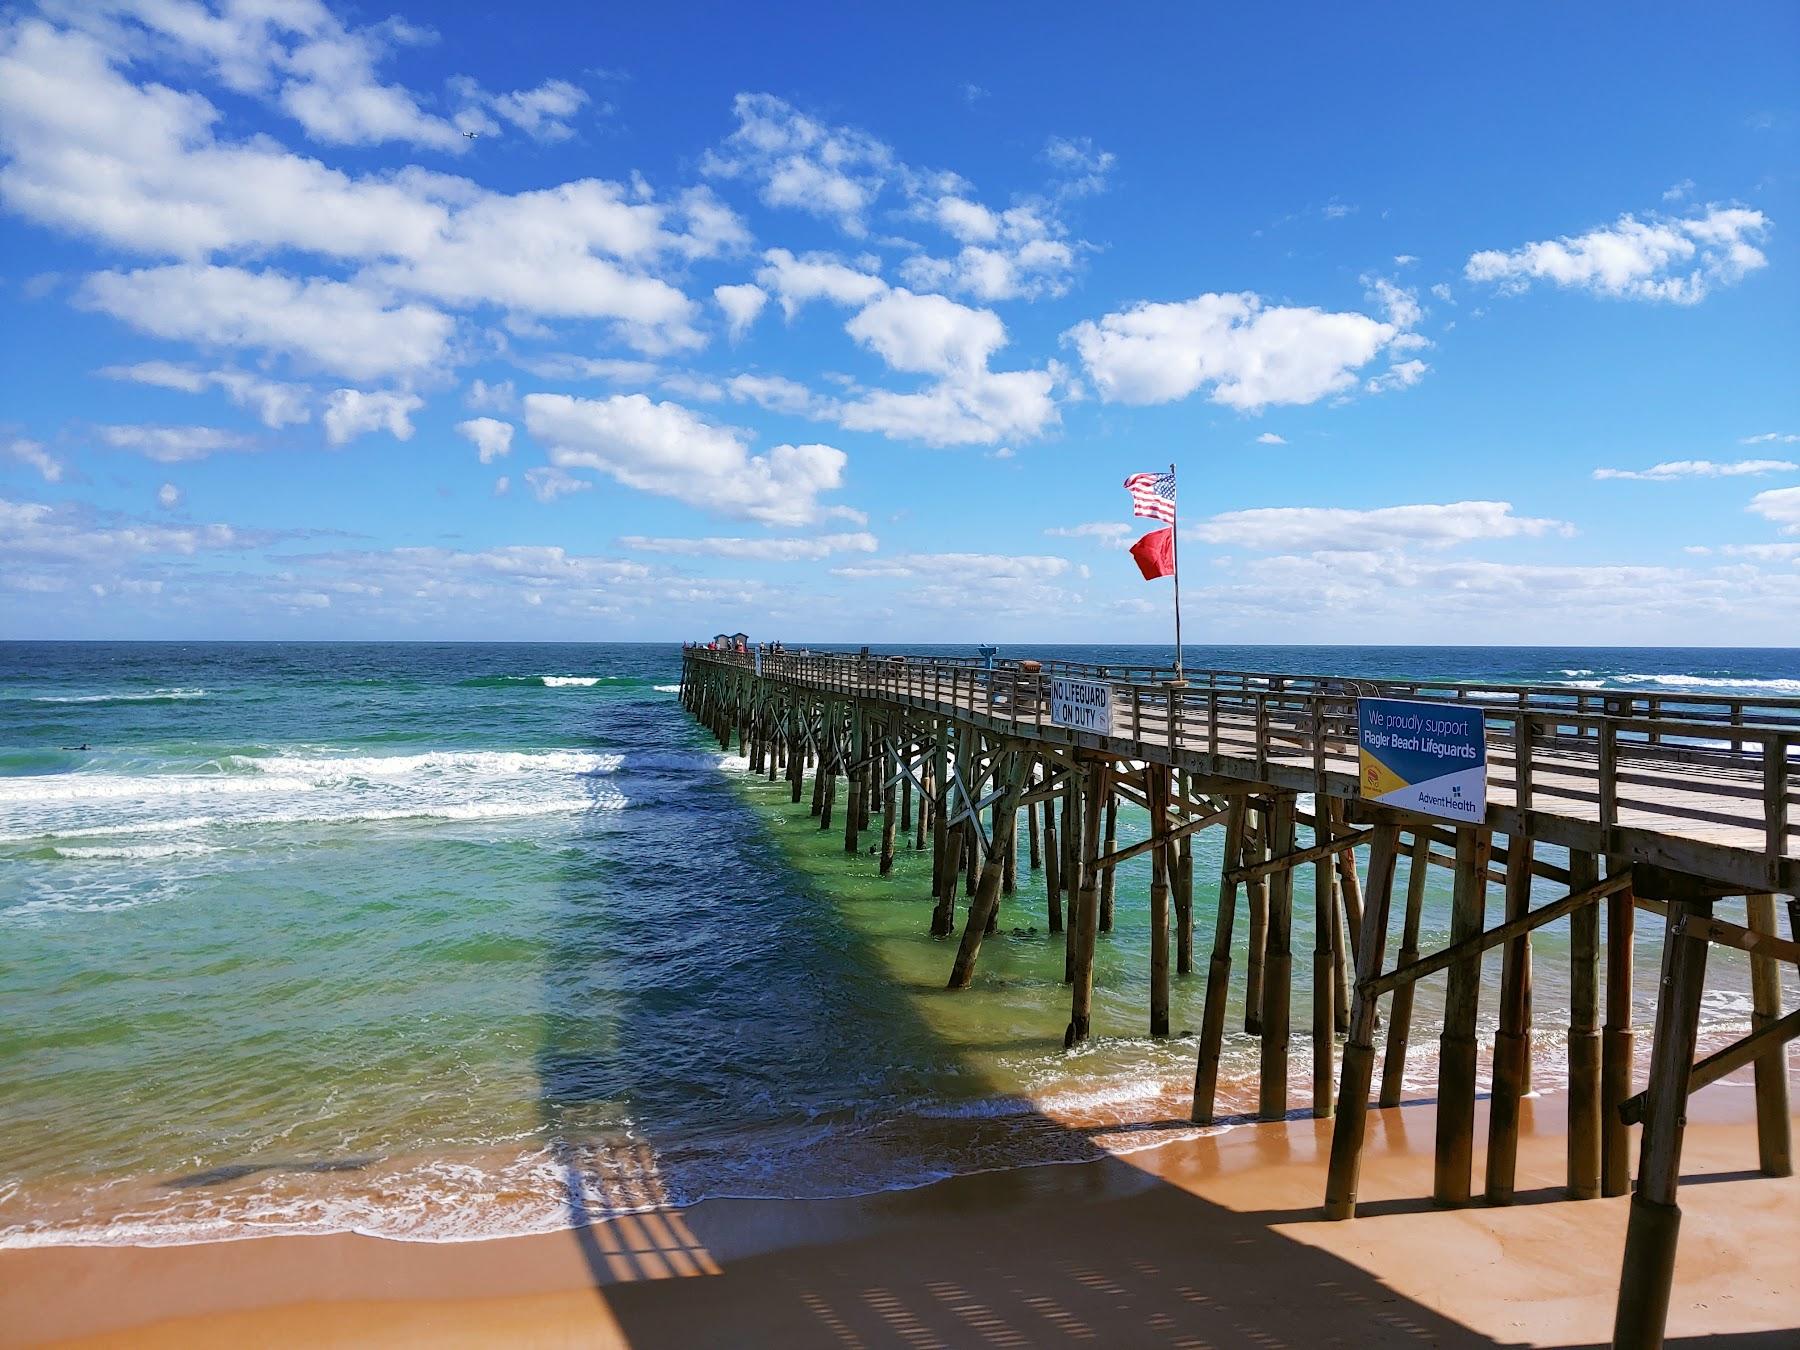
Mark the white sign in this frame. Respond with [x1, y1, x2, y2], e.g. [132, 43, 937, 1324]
[1051, 676, 1114, 735]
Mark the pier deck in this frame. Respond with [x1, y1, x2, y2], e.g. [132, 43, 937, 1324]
[680, 646, 1798, 1349]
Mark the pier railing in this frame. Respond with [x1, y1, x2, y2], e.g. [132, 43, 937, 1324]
[690, 647, 1798, 891]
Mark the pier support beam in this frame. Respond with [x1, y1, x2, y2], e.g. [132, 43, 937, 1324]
[1613, 895, 1712, 1350]
[1434, 824, 1491, 1208]
[1148, 766, 1172, 1038]
[1323, 821, 1401, 1219]
[948, 750, 1030, 989]
[1485, 831, 1534, 1204]
[1603, 874, 1637, 1196]
[1379, 831, 1431, 1108]
[1244, 802, 1268, 1037]
[1567, 848, 1603, 1199]
[1311, 799, 1338, 1118]
[1260, 792, 1296, 1120]
[1746, 892, 1793, 1177]
[1192, 798, 1248, 1124]
[1065, 759, 1107, 1048]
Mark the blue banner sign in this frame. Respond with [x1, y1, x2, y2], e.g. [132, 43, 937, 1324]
[1357, 696, 1487, 823]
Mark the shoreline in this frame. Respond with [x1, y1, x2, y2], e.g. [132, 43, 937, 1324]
[4, 1078, 1794, 1347]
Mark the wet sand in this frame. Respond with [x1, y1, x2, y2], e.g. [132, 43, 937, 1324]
[3, 1081, 1796, 1348]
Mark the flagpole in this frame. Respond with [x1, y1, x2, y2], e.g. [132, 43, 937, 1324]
[1169, 459, 1183, 683]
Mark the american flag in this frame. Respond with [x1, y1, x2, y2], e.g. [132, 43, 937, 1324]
[1123, 470, 1176, 523]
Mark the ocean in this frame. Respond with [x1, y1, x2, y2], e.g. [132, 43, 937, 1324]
[2, 641, 1797, 1249]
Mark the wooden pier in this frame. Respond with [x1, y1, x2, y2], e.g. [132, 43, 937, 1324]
[680, 646, 1798, 1349]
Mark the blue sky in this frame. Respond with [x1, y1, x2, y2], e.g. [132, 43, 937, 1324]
[2, 1, 1796, 643]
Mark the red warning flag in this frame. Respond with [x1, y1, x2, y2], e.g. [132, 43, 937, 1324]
[1130, 527, 1175, 580]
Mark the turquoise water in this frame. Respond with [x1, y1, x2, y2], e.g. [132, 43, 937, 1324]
[1, 642, 1795, 1247]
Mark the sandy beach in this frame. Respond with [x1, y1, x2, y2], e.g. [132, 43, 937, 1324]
[5, 1076, 1795, 1349]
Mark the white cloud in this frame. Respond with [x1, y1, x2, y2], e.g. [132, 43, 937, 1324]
[714, 283, 768, 341]
[834, 365, 1060, 448]
[1041, 136, 1115, 197]
[455, 416, 514, 463]
[618, 532, 878, 560]
[1067, 291, 1400, 409]
[517, 354, 660, 385]
[1465, 206, 1770, 303]
[0, 18, 728, 357]
[5, 437, 63, 482]
[1045, 522, 1132, 546]
[1193, 500, 1574, 552]
[465, 378, 516, 412]
[1366, 358, 1429, 394]
[523, 392, 851, 526]
[1255, 432, 1287, 445]
[81, 265, 455, 381]
[702, 93, 894, 235]
[1363, 276, 1422, 330]
[99, 360, 311, 427]
[493, 474, 510, 495]
[1594, 458, 1797, 481]
[1663, 179, 1695, 203]
[523, 465, 593, 502]
[832, 552, 1072, 580]
[322, 389, 423, 445]
[157, 481, 180, 508]
[1685, 541, 1800, 561]
[1749, 485, 1800, 534]
[98, 423, 256, 461]
[1741, 432, 1799, 445]
[0, 495, 252, 565]
[485, 79, 588, 142]
[1198, 547, 1800, 644]
[756, 248, 886, 317]
[901, 198, 1080, 302]
[845, 289, 1006, 375]
[726, 374, 824, 416]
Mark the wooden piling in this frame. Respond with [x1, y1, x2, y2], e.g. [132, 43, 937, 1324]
[1063, 772, 1081, 983]
[1027, 794, 1042, 870]
[1433, 824, 1491, 1208]
[1330, 871, 1350, 1037]
[1175, 826, 1195, 976]
[843, 705, 863, 854]
[1260, 793, 1296, 1120]
[1379, 831, 1431, 1108]
[1192, 797, 1248, 1124]
[1612, 896, 1712, 1349]
[1099, 790, 1119, 934]
[1043, 776, 1063, 933]
[1485, 830, 1534, 1204]
[1148, 766, 1172, 1038]
[1322, 821, 1401, 1220]
[1746, 892, 1793, 1177]
[1566, 848, 1602, 1199]
[879, 741, 898, 875]
[1065, 759, 1108, 1048]
[1244, 803, 1268, 1037]
[1602, 873, 1637, 1196]
[1312, 801, 1337, 1118]
[948, 750, 1030, 989]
